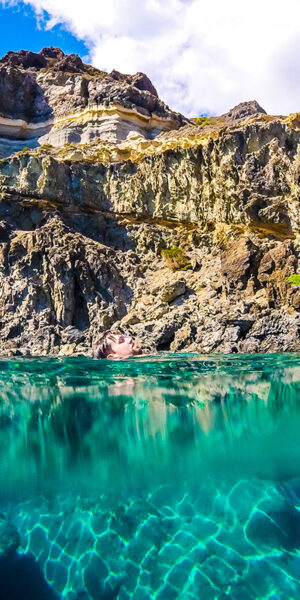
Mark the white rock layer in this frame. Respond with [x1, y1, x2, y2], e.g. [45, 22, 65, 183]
[0, 104, 181, 156]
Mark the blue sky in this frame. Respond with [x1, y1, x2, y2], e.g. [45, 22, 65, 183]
[0, 3, 88, 58]
[0, 0, 299, 118]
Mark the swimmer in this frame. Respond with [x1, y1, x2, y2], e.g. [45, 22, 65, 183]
[93, 331, 139, 359]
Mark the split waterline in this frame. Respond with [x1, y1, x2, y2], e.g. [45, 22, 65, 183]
[0, 353, 300, 599]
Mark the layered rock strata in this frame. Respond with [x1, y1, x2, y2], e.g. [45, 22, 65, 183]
[0, 47, 299, 355]
[0, 48, 186, 155]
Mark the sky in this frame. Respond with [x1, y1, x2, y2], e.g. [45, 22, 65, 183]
[0, 0, 299, 118]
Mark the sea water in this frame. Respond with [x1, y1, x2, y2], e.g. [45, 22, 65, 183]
[0, 354, 300, 599]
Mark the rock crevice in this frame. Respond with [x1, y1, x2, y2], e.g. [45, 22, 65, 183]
[0, 47, 299, 355]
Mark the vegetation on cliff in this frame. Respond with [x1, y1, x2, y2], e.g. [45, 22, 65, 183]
[0, 48, 298, 355]
[287, 274, 300, 286]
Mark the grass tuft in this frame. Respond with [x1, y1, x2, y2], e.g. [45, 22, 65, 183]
[286, 274, 300, 286]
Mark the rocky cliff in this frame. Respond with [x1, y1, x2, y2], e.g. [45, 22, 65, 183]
[0, 47, 186, 155]
[0, 48, 299, 356]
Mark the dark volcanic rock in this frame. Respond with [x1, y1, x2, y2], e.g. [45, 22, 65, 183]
[0, 47, 185, 125]
[0, 67, 52, 121]
[0, 45, 299, 355]
[111, 70, 158, 97]
[0, 50, 47, 70]
[225, 100, 267, 122]
[221, 238, 259, 292]
[53, 53, 85, 73]
[131, 72, 158, 97]
[62, 326, 86, 344]
[39, 47, 65, 60]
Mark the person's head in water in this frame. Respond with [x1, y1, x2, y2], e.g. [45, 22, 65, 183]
[93, 331, 137, 359]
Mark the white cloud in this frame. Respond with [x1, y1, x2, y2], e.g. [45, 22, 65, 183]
[2, 0, 300, 116]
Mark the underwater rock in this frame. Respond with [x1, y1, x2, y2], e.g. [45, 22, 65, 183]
[0, 552, 59, 600]
[84, 554, 121, 600]
[245, 496, 300, 552]
[0, 514, 20, 556]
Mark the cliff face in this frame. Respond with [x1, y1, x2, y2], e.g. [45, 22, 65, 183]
[1, 116, 298, 229]
[0, 48, 186, 155]
[0, 48, 299, 356]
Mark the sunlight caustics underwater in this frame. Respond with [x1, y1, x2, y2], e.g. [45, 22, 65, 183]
[0, 353, 300, 599]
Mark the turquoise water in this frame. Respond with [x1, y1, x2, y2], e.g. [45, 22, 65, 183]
[0, 354, 300, 599]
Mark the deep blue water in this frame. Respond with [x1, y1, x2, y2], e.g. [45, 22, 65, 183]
[0, 353, 300, 599]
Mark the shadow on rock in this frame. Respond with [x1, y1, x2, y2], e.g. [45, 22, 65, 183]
[0, 552, 60, 600]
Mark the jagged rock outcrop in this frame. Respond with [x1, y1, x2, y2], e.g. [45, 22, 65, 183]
[224, 100, 267, 123]
[0, 114, 298, 230]
[0, 48, 187, 155]
[0, 47, 299, 355]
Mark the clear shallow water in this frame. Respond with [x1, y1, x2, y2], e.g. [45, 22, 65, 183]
[0, 353, 300, 599]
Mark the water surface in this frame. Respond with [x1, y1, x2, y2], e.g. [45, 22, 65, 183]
[0, 353, 300, 599]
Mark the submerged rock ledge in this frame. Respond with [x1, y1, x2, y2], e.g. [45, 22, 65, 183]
[0, 47, 299, 355]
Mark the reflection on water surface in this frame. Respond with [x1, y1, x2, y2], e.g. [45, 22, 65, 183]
[0, 354, 299, 599]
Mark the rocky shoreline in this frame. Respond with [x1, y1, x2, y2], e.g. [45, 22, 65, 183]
[0, 48, 299, 356]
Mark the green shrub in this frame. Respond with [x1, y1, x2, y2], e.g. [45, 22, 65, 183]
[161, 246, 183, 258]
[18, 147, 30, 154]
[161, 246, 190, 270]
[192, 116, 211, 127]
[287, 274, 300, 286]
[38, 144, 54, 150]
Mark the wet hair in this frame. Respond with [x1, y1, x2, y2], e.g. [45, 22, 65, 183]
[92, 331, 119, 359]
